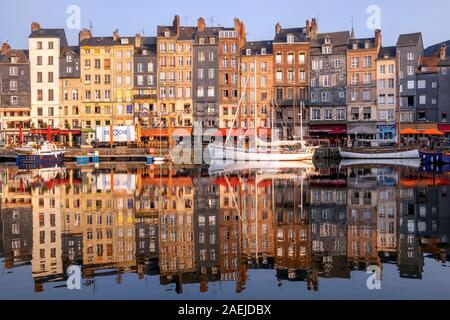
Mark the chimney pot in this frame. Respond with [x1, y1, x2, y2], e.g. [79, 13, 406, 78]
[198, 17, 206, 32]
[275, 23, 282, 34]
[173, 15, 181, 37]
[1, 42, 11, 55]
[441, 45, 447, 60]
[79, 29, 92, 44]
[135, 33, 142, 49]
[31, 22, 41, 33]
[113, 30, 119, 42]
[375, 29, 382, 47]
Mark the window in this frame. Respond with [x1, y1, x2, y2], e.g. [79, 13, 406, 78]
[11, 96, 18, 105]
[364, 56, 372, 68]
[351, 108, 359, 120]
[407, 52, 414, 61]
[351, 90, 358, 102]
[276, 52, 282, 64]
[9, 80, 17, 91]
[324, 108, 333, 119]
[48, 42, 54, 50]
[379, 95, 386, 104]
[48, 89, 54, 101]
[312, 109, 321, 120]
[9, 66, 18, 76]
[276, 70, 283, 82]
[419, 95, 426, 105]
[351, 74, 359, 85]
[418, 111, 426, 121]
[363, 90, 371, 102]
[37, 56, 43, 66]
[389, 79, 395, 88]
[198, 69, 204, 80]
[287, 34, 295, 43]
[407, 66, 414, 76]
[334, 59, 341, 68]
[48, 56, 54, 66]
[287, 52, 294, 64]
[48, 72, 54, 83]
[299, 71, 306, 81]
[388, 64, 395, 74]
[351, 57, 359, 68]
[337, 108, 345, 120]
[322, 46, 332, 54]
[197, 86, 204, 97]
[418, 80, 426, 89]
[363, 107, 372, 120]
[37, 42, 43, 50]
[379, 65, 386, 74]
[208, 86, 215, 97]
[379, 79, 386, 89]
[388, 95, 395, 104]
[407, 80, 415, 89]
[443, 67, 448, 76]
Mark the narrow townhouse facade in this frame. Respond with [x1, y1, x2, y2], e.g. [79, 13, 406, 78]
[436, 44, 450, 133]
[133, 35, 157, 130]
[396, 33, 424, 125]
[272, 19, 313, 139]
[309, 31, 350, 144]
[193, 18, 220, 136]
[112, 31, 135, 126]
[346, 30, 381, 146]
[59, 45, 81, 145]
[376, 46, 398, 145]
[218, 19, 246, 130]
[79, 29, 114, 144]
[240, 41, 274, 135]
[29, 22, 67, 133]
[0, 43, 31, 145]
[157, 15, 195, 137]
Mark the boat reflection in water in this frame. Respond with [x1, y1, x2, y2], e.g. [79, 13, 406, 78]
[1, 161, 450, 299]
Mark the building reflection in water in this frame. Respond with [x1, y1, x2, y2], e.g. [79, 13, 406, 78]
[0, 163, 450, 294]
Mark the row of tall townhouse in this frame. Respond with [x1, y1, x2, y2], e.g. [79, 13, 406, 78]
[1, 16, 450, 145]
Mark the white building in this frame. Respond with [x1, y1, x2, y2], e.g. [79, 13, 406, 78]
[29, 22, 67, 130]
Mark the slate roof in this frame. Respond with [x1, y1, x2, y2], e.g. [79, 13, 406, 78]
[378, 46, 397, 59]
[61, 45, 80, 57]
[348, 37, 376, 50]
[274, 27, 308, 43]
[396, 33, 422, 47]
[29, 28, 68, 48]
[136, 37, 157, 56]
[424, 40, 450, 57]
[0, 49, 29, 64]
[241, 41, 273, 55]
[310, 31, 350, 55]
[80, 36, 135, 47]
[157, 26, 197, 40]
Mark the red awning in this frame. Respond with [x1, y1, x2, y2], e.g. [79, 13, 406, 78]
[214, 177, 241, 187]
[141, 127, 193, 137]
[214, 128, 272, 137]
[31, 129, 81, 135]
[309, 124, 347, 134]
[439, 124, 450, 133]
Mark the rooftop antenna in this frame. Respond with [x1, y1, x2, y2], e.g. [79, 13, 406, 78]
[89, 20, 94, 32]
[351, 16, 355, 38]
[141, 27, 146, 36]
[209, 16, 215, 27]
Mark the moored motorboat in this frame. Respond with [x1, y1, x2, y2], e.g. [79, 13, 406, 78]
[15, 141, 66, 166]
[339, 147, 420, 159]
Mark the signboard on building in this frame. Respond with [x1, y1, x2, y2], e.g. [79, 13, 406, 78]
[95, 126, 136, 143]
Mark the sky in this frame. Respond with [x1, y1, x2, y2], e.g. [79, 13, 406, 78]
[1, 0, 449, 50]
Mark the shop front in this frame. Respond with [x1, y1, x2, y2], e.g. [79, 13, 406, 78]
[377, 125, 397, 146]
[309, 124, 347, 146]
[30, 128, 82, 146]
[347, 123, 378, 147]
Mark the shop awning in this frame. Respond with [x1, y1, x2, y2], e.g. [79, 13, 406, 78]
[439, 124, 450, 133]
[309, 125, 347, 135]
[422, 129, 445, 136]
[141, 127, 193, 137]
[401, 128, 420, 135]
[347, 125, 377, 135]
[214, 128, 272, 137]
[30, 129, 81, 135]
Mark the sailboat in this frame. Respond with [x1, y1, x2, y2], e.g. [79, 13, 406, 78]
[208, 57, 317, 162]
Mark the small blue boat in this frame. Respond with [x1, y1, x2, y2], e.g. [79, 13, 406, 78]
[420, 150, 450, 164]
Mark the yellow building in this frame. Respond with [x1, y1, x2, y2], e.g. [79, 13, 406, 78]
[79, 29, 114, 144]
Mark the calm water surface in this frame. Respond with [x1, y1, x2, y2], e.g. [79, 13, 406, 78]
[1, 161, 450, 300]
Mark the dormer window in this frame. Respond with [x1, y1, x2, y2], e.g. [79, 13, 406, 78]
[10, 56, 19, 64]
[287, 34, 295, 44]
[324, 36, 331, 44]
[209, 37, 215, 45]
[199, 37, 205, 44]
[164, 31, 170, 38]
[121, 38, 129, 45]
[66, 55, 73, 63]
[261, 48, 267, 55]
[322, 46, 332, 54]
[352, 42, 358, 50]
[246, 49, 252, 56]
[364, 41, 371, 49]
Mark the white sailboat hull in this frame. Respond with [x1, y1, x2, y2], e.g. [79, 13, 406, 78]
[339, 158, 421, 168]
[208, 144, 315, 162]
[339, 148, 420, 159]
[209, 160, 315, 175]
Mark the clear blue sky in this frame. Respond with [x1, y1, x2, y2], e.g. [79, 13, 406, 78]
[1, 0, 449, 49]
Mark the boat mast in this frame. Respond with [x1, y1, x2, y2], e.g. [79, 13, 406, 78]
[254, 57, 258, 150]
[397, 49, 401, 148]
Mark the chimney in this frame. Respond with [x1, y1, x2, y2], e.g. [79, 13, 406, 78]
[79, 28, 92, 44]
[31, 22, 41, 33]
[113, 29, 120, 42]
[197, 17, 206, 32]
[1, 42, 11, 55]
[311, 18, 318, 39]
[375, 29, 382, 48]
[275, 23, 282, 34]
[305, 19, 310, 38]
[173, 15, 181, 37]
[440, 45, 447, 60]
[135, 33, 142, 49]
